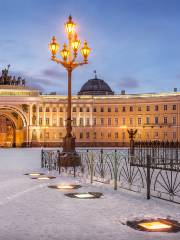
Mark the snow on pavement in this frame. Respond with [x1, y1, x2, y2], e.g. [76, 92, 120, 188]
[0, 148, 180, 240]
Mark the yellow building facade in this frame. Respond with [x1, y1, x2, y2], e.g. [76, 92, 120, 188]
[0, 85, 179, 147]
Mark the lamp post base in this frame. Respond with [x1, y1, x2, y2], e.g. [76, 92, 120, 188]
[60, 135, 81, 168]
[63, 135, 76, 153]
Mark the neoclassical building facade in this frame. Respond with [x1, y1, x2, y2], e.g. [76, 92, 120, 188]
[0, 68, 179, 147]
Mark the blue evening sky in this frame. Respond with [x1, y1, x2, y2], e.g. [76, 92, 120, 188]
[0, 0, 180, 94]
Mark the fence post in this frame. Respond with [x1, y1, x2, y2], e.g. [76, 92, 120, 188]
[147, 154, 151, 200]
[90, 151, 94, 184]
[41, 148, 44, 168]
[114, 149, 118, 190]
[57, 150, 61, 174]
[100, 149, 104, 179]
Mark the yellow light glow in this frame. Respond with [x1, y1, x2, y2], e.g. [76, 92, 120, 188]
[74, 193, 94, 198]
[29, 173, 41, 176]
[49, 36, 59, 56]
[72, 33, 80, 53]
[81, 41, 91, 61]
[37, 177, 50, 180]
[120, 125, 127, 129]
[138, 221, 172, 230]
[65, 15, 76, 35]
[57, 185, 74, 189]
[60, 44, 70, 61]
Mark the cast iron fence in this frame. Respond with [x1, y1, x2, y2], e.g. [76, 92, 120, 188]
[41, 142, 180, 204]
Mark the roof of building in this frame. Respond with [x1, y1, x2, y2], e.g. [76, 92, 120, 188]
[78, 71, 114, 95]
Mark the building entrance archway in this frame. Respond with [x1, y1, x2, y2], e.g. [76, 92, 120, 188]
[0, 106, 28, 147]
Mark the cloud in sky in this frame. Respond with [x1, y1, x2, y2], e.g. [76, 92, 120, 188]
[119, 77, 140, 89]
[43, 68, 66, 79]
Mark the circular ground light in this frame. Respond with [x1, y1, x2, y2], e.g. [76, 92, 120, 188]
[24, 173, 45, 176]
[31, 176, 56, 180]
[48, 184, 81, 190]
[65, 192, 103, 199]
[126, 218, 180, 233]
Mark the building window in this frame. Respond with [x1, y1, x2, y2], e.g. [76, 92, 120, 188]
[93, 107, 97, 112]
[80, 132, 83, 139]
[86, 132, 90, 139]
[108, 118, 111, 125]
[108, 107, 111, 112]
[146, 117, 150, 124]
[138, 106, 142, 111]
[146, 132, 150, 139]
[100, 132, 104, 138]
[39, 118, 42, 125]
[32, 105, 36, 113]
[86, 118, 90, 126]
[154, 116, 158, 124]
[59, 107, 63, 112]
[59, 132, 62, 138]
[115, 118, 118, 125]
[100, 107, 104, 112]
[46, 118, 49, 125]
[173, 132, 176, 139]
[72, 107, 76, 112]
[94, 132, 96, 139]
[115, 132, 118, 139]
[173, 105, 176, 110]
[45, 132, 49, 139]
[100, 118, 104, 125]
[80, 107, 83, 112]
[86, 107, 90, 112]
[164, 132, 168, 138]
[129, 118, 133, 125]
[72, 118, 76, 126]
[164, 117, 168, 124]
[155, 105, 158, 111]
[122, 132, 125, 140]
[122, 117, 126, 125]
[52, 107, 57, 112]
[39, 107, 43, 112]
[108, 132, 111, 139]
[122, 106, 126, 112]
[79, 118, 84, 126]
[138, 117, 141, 125]
[46, 107, 50, 112]
[154, 132, 158, 138]
[59, 118, 63, 126]
[146, 106, 150, 111]
[115, 107, 118, 112]
[93, 118, 96, 126]
[164, 105, 167, 111]
[52, 118, 57, 126]
[130, 106, 133, 112]
[173, 116, 176, 125]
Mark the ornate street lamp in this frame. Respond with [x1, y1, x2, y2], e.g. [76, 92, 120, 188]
[49, 15, 91, 166]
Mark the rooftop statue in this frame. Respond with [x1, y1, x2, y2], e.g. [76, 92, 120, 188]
[0, 65, 26, 86]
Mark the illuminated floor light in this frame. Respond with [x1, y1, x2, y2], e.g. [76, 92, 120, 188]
[65, 192, 103, 199]
[48, 184, 81, 190]
[138, 221, 171, 230]
[127, 218, 180, 232]
[25, 173, 45, 176]
[31, 176, 56, 180]
[74, 193, 94, 198]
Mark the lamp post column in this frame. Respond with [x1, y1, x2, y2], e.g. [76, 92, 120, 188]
[63, 67, 75, 153]
[67, 68, 72, 137]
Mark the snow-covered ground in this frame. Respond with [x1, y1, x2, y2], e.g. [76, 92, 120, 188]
[0, 148, 180, 240]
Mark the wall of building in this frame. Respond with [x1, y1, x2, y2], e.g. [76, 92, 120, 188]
[0, 90, 179, 147]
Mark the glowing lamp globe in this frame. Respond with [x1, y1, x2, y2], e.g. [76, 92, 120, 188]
[65, 15, 76, 35]
[60, 44, 70, 61]
[49, 36, 59, 57]
[72, 33, 81, 53]
[81, 41, 91, 62]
